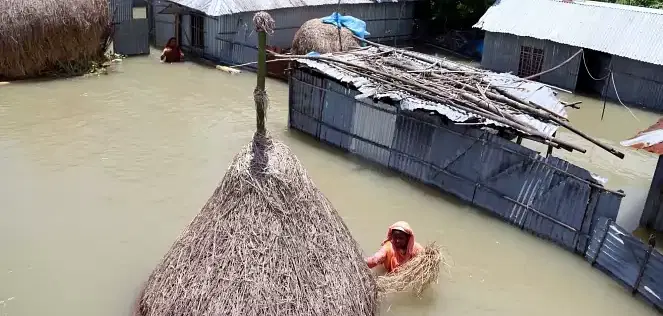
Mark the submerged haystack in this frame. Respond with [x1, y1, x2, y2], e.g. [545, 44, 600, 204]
[0, 0, 112, 80]
[291, 19, 359, 55]
[135, 12, 377, 316]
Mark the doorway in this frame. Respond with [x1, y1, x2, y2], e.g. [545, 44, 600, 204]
[576, 49, 611, 94]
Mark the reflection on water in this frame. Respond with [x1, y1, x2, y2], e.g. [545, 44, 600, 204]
[0, 50, 659, 316]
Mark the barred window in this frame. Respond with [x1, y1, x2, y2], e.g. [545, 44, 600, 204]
[518, 46, 545, 79]
[191, 14, 205, 49]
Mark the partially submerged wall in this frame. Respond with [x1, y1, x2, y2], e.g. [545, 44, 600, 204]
[586, 218, 663, 311]
[288, 67, 621, 254]
[289, 66, 663, 311]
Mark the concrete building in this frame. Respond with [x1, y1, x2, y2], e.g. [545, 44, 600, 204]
[146, 0, 417, 67]
[474, 0, 663, 112]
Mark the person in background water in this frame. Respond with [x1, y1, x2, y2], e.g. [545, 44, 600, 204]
[365, 221, 423, 273]
[160, 37, 184, 63]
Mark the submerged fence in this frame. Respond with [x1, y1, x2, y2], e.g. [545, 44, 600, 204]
[288, 68, 622, 254]
[586, 218, 663, 311]
[288, 66, 663, 310]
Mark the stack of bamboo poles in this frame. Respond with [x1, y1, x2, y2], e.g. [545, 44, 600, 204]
[270, 39, 625, 159]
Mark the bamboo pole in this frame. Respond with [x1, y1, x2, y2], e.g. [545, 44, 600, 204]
[253, 12, 275, 135]
[382, 58, 568, 122]
[377, 48, 625, 159]
[277, 52, 586, 153]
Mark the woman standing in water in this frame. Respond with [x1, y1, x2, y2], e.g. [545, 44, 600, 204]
[365, 221, 423, 273]
[160, 37, 184, 63]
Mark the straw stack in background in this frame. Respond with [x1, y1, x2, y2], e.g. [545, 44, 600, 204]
[0, 0, 113, 80]
[291, 19, 359, 55]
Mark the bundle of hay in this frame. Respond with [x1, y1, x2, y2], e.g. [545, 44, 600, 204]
[0, 0, 112, 80]
[134, 12, 378, 316]
[376, 242, 446, 297]
[291, 19, 360, 55]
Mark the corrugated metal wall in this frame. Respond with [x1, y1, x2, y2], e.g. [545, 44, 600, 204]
[215, 2, 415, 65]
[607, 56, 663, 112]
[181, 15, 191, 47]
[586, 217, 663, 310]
[152, 0, 175, 47]
[114, 19, 151, 55]
[110, 0, 133, 24]
[642, 155, 663, 231]
[289, 67, 622, 253]
[481, 32, 581, 91]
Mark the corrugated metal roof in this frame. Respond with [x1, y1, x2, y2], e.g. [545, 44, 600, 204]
[620, 118, 663, 155]
[473, 0, 663, 66]
[166, 0, 406, 16]
[295, 48, 568, 137]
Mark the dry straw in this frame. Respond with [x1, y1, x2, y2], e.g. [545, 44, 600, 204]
[376, 242, 447, 297]
[0, 0, 112, 80]
[291, 19, 359, 55]
[134, 11, 378, 316]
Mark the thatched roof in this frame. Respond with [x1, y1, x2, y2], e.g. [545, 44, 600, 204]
[0, 0, 112, 80]
[136, 135, 378, 316]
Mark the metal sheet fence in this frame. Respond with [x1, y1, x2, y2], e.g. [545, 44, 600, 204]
[586, 217, 663, 311]
[289, 68, 622, 254]
[110, 0, 133, 24]
[113, 19, 151, 55]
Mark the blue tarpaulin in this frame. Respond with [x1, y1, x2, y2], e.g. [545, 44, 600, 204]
[321, 12, 370, 39]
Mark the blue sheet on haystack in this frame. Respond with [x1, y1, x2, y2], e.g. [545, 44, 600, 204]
[321, 12, 370, 39]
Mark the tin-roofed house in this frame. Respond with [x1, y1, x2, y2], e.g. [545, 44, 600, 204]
[473, 0, 663, 112]
[147, 0, 417, 68]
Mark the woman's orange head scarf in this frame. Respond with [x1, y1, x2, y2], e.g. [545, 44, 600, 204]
[382, 221, 421, 261]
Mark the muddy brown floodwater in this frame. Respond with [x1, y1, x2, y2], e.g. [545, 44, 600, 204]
[0, 51, 660, 316]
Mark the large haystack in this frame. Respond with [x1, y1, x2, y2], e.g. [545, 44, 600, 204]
[135, 12, 378, 316]
[291, 19, 360, 55]
[0, 0, 112, 80]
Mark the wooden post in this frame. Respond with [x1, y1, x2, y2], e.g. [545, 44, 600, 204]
[253, 12, 274, 135]
[547, 131, 556, 157]
[601, 63, 613, 121]
[175, 14, 180, 46]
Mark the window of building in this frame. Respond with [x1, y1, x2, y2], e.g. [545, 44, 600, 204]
[517, 46, 545, 79]
[191, 14, 205, 49]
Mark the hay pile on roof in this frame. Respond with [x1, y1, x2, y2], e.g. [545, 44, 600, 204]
[291, 19, 359, 55]
[134, 11, 378, 316]
[0, 0, 112, 80]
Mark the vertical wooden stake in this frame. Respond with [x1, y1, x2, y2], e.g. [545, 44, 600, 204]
[175, 14, 180, 46]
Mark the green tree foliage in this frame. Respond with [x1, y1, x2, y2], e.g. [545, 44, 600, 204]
[596, 0, 663, 9]
[419, 0, 494, 31]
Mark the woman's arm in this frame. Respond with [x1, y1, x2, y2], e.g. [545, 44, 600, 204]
[160, 48, 169, 61]
[365, 245, 388, 269]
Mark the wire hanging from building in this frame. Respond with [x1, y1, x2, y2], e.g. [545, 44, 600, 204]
[520, 48, 639, 122]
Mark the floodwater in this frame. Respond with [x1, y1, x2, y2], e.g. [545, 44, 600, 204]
[0, 51, 660, 316]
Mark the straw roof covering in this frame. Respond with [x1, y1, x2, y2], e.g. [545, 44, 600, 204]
[134, 135, 378, 315]
[291, 19, 360, 55]
[0, 0, 112, 80]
